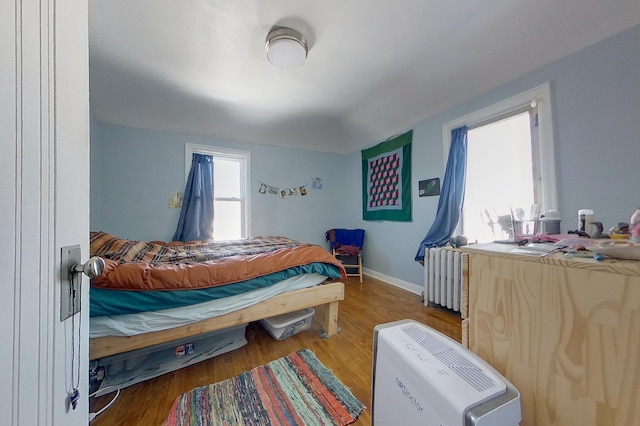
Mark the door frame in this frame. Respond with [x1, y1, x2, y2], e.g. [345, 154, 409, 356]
[2, 0, 90, 424]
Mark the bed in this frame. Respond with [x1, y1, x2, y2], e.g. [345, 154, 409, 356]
[88, 231, 346, 362]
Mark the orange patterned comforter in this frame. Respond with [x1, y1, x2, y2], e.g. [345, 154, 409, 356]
[90, 232, 346, 291]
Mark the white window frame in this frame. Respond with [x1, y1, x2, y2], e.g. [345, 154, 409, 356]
[442, 83, 557, 212]
[184, 143, 251, 238]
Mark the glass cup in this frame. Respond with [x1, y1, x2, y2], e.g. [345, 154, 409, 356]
[511, 204, 541, 241]
[512, 219, 540, 240]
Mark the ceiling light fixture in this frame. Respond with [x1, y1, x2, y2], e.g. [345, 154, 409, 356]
[265, 27, 308, 69]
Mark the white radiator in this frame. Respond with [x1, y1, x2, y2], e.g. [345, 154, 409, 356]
[424, 248, 468, 312]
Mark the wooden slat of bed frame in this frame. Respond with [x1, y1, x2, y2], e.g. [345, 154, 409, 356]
[90, 281, 345, 360]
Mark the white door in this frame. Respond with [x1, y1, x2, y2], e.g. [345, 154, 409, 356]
[1, 0, 90, 424]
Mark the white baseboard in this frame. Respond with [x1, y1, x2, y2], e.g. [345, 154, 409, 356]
[362, 267, 423, 296]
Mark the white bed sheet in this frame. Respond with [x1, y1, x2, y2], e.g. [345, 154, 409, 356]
[90, 273, 328, 338]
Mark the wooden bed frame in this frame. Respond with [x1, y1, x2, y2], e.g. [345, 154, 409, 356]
[90, 281, 344, 360]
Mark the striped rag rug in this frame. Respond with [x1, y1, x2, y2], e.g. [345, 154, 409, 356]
[164, 349, 365, 426]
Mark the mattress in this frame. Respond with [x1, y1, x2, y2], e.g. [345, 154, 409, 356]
[90, 272, 328, 338]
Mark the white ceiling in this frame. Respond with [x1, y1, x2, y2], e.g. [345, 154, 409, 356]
[89, 0, 640, 154]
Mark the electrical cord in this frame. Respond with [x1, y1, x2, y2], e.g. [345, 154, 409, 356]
[89, 388, 120, 422]
[89, 385, 120, 399]
[69, 273, 82, 410]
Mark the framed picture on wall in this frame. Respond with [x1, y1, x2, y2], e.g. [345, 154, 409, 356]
[419, 178, 440, 197]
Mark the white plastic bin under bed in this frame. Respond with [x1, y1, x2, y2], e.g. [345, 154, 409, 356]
[260, 308, 315, 340]
[92, 324, 247, 397]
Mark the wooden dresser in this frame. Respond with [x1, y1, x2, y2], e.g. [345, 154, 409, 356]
[460, 243, 640, 426]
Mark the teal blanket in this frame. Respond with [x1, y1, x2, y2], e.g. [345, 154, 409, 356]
[90, 263, 341, 317]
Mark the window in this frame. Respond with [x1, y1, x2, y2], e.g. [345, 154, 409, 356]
[185, 144, 251, 240]
[443, 83, 557, 243]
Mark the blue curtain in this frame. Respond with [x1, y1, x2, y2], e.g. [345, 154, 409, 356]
[415, 126, 468, 262]
[172, 153, 214, 242]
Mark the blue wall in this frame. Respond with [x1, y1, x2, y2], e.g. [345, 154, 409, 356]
[345, 24, 640, 290]
[90, 124, 349, 247]
[92, 25, 640, 292]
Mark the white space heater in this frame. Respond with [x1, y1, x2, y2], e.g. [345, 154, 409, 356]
[424, 248, 468, 312]
[372, 320, 521, 426]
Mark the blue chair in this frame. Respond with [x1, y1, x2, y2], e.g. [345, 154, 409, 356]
[325, 229, 365, 283]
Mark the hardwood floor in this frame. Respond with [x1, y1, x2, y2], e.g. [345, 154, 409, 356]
[90, 276, 461, 425]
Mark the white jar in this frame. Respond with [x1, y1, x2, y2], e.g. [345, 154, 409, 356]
[578, 209, 594, 235]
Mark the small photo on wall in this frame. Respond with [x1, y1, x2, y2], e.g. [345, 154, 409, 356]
[311, 177, 322, 190]
[258, 183, 267, 194]
[419, 178, 440, 197]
